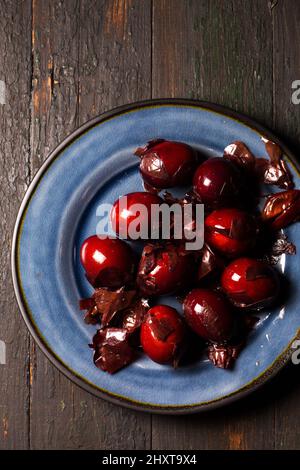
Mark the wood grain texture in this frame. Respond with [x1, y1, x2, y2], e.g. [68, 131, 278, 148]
[79, 0, 152, 124]
[151, 0, 276, 450]
[77, 0, 152, 449]
[152, 0, 273, 125]
[29, 0, 151, 450]
[0, 0, 32, 450]
[29, 0, 82, 450]
[273, 0, 300, 152]
[1, 0, 300, 451]
[272, 0, 300, 450]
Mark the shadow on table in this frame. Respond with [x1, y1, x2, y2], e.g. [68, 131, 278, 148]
[181, 361, 300, 421]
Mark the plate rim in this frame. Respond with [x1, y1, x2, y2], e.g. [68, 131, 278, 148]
[11, 98, 300, 415]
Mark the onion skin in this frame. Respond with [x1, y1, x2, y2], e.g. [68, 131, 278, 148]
[262, 189, 300, 231]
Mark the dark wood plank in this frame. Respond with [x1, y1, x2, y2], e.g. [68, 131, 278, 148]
[30, 0, 80, 171]
[152, 0, 273, 125]
[273, 0, 300, 154]
[29, 0, 151, 449]
[152, 0, 275, 450]
[274, 364, 300, 449]
[29, 0, 83, 449]
[0, 0, 32, 449]
[272, 0, 300, 449]
[3, 0, 299, 451]
[78, 0, 152, 124]
[77, 0, 152, 448]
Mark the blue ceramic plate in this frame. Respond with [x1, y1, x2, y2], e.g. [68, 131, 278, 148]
[12, 100, 300, 414]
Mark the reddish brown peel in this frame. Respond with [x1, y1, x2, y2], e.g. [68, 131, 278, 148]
[91, 328, 135, 374]
[262, 189, 300, 230]
[261, 138, 294, 190]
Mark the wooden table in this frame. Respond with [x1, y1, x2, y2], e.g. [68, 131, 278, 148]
[1, 0, 300, 450]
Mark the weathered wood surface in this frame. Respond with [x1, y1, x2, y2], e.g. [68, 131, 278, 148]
[29, 0, 151, 450]
[0, 0, 32, 450]
[152, 0, 274, 450]
[272, 0, 300, 450]
[0, 0, 300, 449]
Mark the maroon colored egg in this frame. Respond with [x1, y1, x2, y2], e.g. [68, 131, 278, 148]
[205, 208, 258, 258]
[111, 191, 163, 239]
[183, 288, 234, 342]
[136, 139, 200, 189]
[80, 235, 135, 288]
[193, 157, 242, 208]
[221, 257, 279, 309]
[140, 305, 185, 364]
[137, 243, 194, 296]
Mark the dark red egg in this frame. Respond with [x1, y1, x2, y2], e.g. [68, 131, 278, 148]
[136, 139, 199, 189]
[140, 305, 185, 364]
[80, 235, 135, 288]
[193, 157, 242, 208]
[111, 191, 163, 239]
[221, 257, 279, 309]
[183, 288, 234, 342]
[137, 243, 194, 296]
[205, 208, 258, 258]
